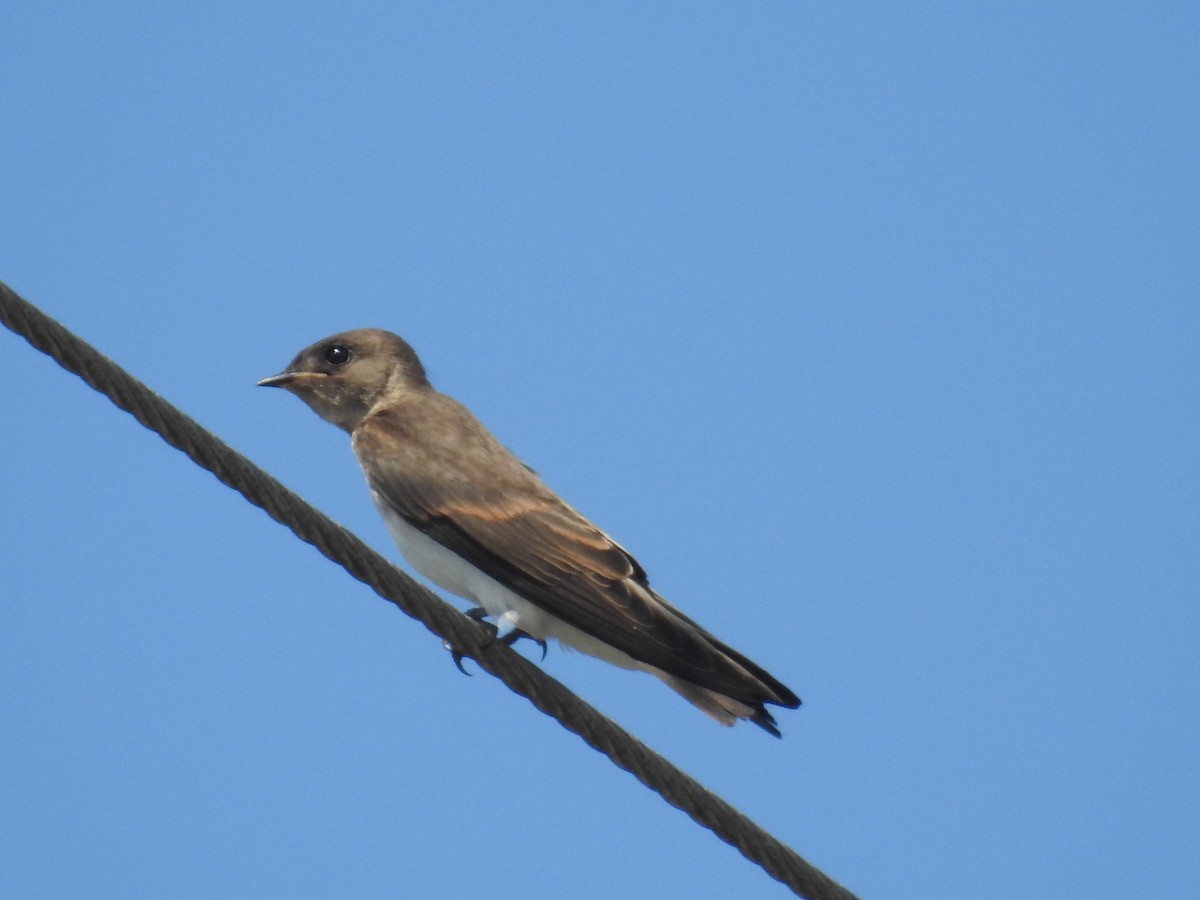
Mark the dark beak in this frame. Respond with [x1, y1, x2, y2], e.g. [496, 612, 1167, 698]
[257, 372, 296, 388]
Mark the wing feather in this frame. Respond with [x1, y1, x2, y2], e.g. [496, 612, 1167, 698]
[354, 404, 798, 708]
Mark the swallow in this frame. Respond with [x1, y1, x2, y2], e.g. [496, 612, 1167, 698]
[260, 329, 800, 735]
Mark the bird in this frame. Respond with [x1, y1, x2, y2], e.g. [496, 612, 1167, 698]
[258, 329, 800, 735]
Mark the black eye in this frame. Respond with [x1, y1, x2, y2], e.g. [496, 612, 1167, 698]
[324, 344, 351, 366]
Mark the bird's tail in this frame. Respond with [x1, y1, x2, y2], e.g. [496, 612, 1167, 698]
[652, 671, 787, 738]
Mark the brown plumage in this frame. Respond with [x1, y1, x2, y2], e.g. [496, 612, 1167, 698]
[260, 329, 800, 735]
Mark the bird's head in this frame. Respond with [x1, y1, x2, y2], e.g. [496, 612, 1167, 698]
[258, 328, 429, 432]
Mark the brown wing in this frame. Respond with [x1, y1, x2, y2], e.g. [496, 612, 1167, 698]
[354, 400, 799, 709]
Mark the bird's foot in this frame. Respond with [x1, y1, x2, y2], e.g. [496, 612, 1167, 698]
[446, 607, 497, 675]
[501, 628, 549, 661]
[444, 607, 548, 674]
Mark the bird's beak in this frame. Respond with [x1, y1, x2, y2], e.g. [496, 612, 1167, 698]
[258, 370, 326, 391]
[257, 372, 296, 388]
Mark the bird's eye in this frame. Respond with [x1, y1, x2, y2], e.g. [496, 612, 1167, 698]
[324, 344, 351, 366]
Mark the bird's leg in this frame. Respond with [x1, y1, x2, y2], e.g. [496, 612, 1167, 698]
[445, 608, 548, 673]
[500, 628, 549, 662]
[446, 607, 498, 675]
[464, 606, 494, 628]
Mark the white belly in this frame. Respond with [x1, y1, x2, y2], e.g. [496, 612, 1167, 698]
[371, 491, 643, 671]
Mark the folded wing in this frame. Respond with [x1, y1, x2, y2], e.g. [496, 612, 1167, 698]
[354, 404, 799, 713]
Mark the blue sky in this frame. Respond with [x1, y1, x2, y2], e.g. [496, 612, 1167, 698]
[2, 5, 1197, 898]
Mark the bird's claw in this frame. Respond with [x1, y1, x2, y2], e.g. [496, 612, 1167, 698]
[464, 606, 491, 625]
[445, 608, 497, 675]
[502, 628, 549, 661]
[444, 607, 547, 672]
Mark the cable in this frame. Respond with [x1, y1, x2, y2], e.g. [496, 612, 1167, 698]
[1, 280, 859, 900]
